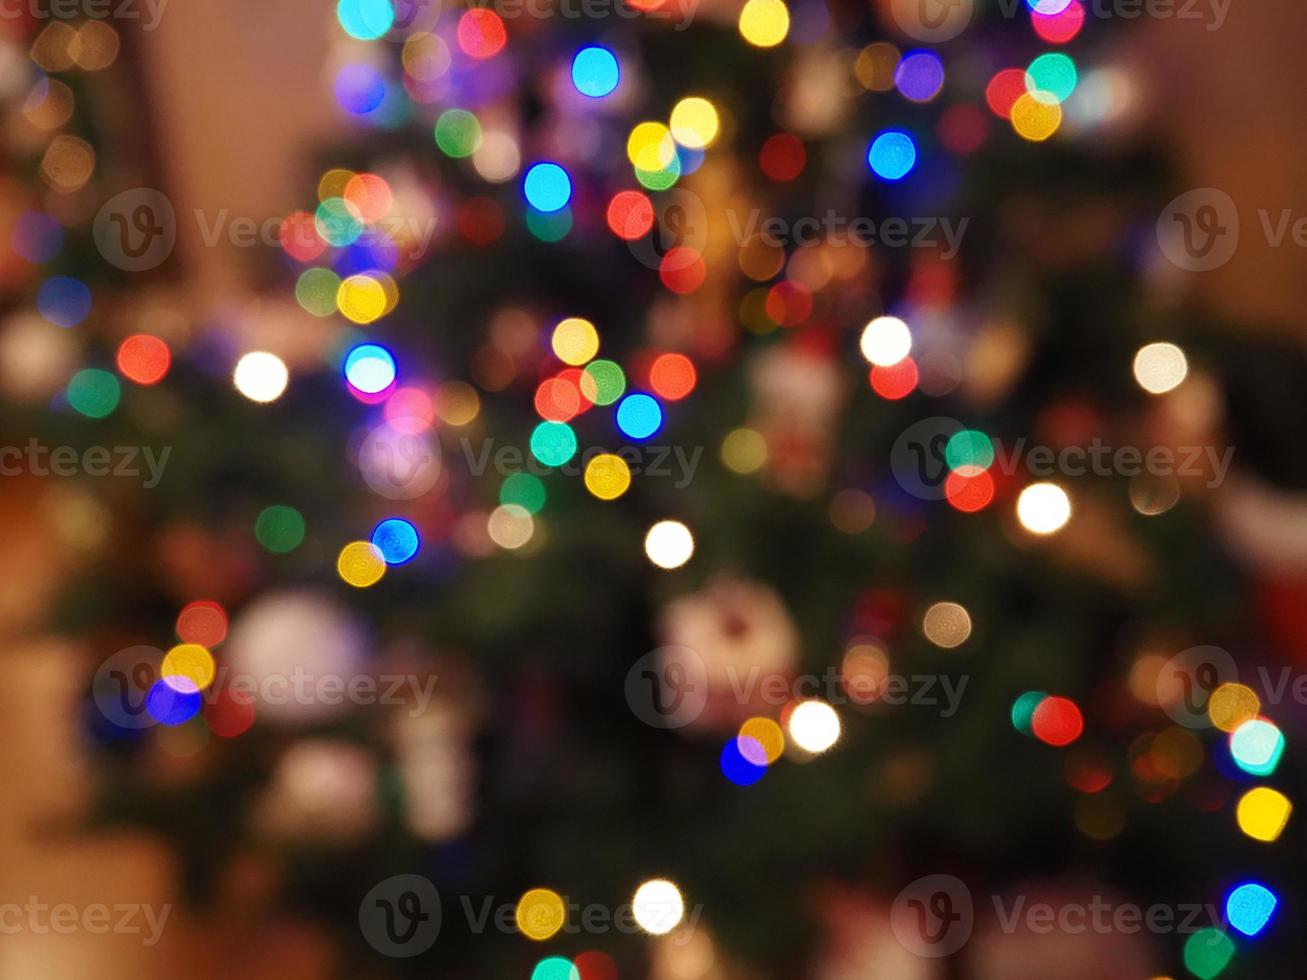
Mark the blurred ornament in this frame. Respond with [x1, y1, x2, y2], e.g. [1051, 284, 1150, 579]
[650, 923, 723, 980]
[748, 343, 847, 498]
[226, 591, 368, 725]
[255, 740, 378, 844]
[814, 887, 941, 980]
[658, 577, 798, 732]
[393, 696, 477, 841]
[156, 522, 262, 601]
[780, 47, 852, 137]
[0, 311, 77, 401]
[967, 881, 1158, 980]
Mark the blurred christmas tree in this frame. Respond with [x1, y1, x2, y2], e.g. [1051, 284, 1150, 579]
[4, 0, 1298, 977]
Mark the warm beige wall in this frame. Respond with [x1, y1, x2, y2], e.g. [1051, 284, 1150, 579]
[1128, 3, 1307, 337]
[132, 0, 344, 303]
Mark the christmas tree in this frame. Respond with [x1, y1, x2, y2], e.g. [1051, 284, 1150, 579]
[3, 0, 1299, 976]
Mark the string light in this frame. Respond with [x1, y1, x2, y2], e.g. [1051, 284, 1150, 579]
[1235, 787, 1292, 843]
[859, 315, 912, 366]
[572, 45, 619, 97]
[644, 520, 694, 569]
[632, 879, 685, 936]
[233, 352, 289, 403]
[1133, 342, 1188, 395]
[1016, 482, 1071, 535]
[787, 701, 840, 753]
[516, 888, 567, 941]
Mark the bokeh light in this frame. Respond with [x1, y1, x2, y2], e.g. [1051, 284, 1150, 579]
[867, 131, 917, 181]
[631, 879, 685, 935]
[1032, 696, 1084, 746]
[37, 276, 91, 327]
[787, 701, 840, 753]
[584, 454, 631, 500]
[371, 517, 420, 564]
[644, 520, 694, 569]
[1235, 787, 1291, 843]
[1133, 342, 1188, 395]
[859, 315, 912, 366]
[922, 601, 972, 648]
[1225, 882, 1277, 938]
[233, 352, 289, 403]
[616, 392, 663, 440]
[255, 504, 306, 554]
[337, 540, 387, 587]
[516, 888, 566, 941]
[738, 0, 788, 46]
[523, 163, 573, 213]
[572, 46, 620, 98]
[1230, 718, 1285, 777]
[66, 368, 120, 418]
[1016, 482, 1071, 535]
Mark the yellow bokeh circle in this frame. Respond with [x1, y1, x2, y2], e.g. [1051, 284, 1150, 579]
[627, 122, 677, 172]
[738, 0, 790, 48]
[337, 541, 386, 587]
[739, 717, 785, 763]
[669, 97, 720, 150]
[551, 317, 600, 366]
[515, 888, 566, 941]
[584, 454, 632, 500]
[1207, 682, 1260, 733]
[337, 274, 389, 324]
[1011, 93, 1062, 142]
[161, 643, 215, 692]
